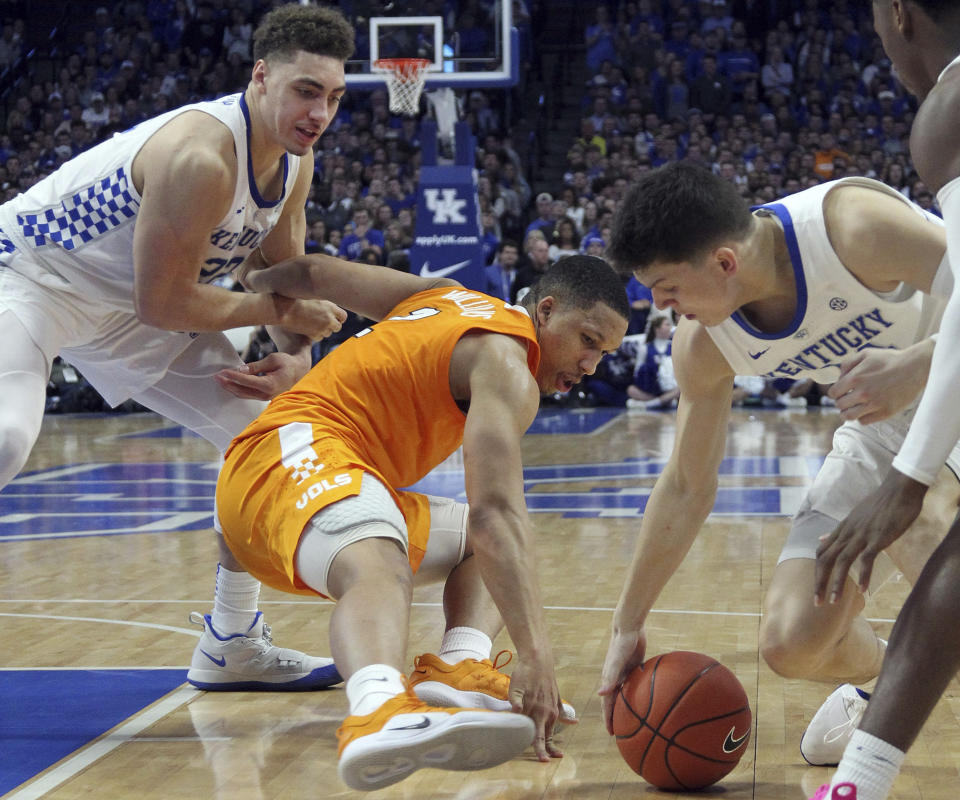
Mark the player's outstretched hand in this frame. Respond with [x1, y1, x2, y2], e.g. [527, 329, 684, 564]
[815, 469, 928, 605]
[598, 626, 647, 735]
[214, 352, 308, 400]
[829, 348, 927, 424]
[507, 657, 564, 761]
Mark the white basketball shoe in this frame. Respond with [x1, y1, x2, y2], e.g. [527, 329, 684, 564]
[801, 684, 870, 766]
[187, 611, 342, 691]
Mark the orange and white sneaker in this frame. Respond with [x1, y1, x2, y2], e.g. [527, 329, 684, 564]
[409, 651, 577, 723]
[336, 686, 535, 791]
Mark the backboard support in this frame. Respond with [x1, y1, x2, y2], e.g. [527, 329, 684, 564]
[345, 0, 517, 91]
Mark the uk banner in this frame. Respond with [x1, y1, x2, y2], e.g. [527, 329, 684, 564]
[409, 122, 485, 290]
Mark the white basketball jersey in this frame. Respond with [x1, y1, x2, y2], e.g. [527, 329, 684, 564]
[706, 177, 945, 385]
[0, 92, 301, 313]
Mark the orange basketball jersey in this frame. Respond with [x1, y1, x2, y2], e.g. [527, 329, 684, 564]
[217, 287, 540, 595]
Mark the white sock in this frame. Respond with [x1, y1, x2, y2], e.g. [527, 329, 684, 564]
[211, 565, 260, 635]
[831, 729, 904, 800]
[438, 626, 493, 664]
[346, 664, 407, 716]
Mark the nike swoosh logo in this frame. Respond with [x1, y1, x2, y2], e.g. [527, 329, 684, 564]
[419, 260, 471, 279]
[199, 649, 226, 667]
[748, 348, 769, 360]
[391, 715, 431, 731]
[359, 676, 389, 684]
[722, 726, 749, 753]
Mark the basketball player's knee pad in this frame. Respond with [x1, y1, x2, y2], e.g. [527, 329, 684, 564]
[413, 496, 469, 587]
[295, 473, 408, 597]
[780, 507, 897, 596]
[778, 507, 836, 563]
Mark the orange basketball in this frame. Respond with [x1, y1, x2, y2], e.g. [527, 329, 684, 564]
[611, 651, 752, 791]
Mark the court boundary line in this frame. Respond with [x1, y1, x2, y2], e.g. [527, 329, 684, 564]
[0, 611, 201, 637]
[4, 685, 195, 800]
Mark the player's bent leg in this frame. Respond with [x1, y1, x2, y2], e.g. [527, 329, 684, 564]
[762, 557, 879, 767]
[760, 557, 879, 683]
[297, 474, 414, 678]
[138, 333, 341, 690]
[298, 492, 534, 790]
[322, 536, 415, 677]
[0, 311, 51, 486]
[406, 495, 577, 722]
[762, 503, 885, 683]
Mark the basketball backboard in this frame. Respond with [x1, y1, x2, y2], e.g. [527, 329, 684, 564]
[344, 0, 517, 90]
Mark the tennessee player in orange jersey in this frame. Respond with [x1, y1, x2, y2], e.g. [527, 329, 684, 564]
[214, 254, 629, 791]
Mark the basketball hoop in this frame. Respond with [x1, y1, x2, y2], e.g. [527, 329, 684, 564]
[375, 58, 431, 116]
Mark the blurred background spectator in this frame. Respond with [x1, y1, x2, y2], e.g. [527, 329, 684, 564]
[0, 0, 924, 411]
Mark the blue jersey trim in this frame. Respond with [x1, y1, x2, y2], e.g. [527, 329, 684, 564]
[239, 93, 288, 209]
[732, 203, 808, 340]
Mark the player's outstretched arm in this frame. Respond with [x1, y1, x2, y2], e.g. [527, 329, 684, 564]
[245, 254, 461, 321]
[599, 319, 735, 733]
[454, 332, 565, 762]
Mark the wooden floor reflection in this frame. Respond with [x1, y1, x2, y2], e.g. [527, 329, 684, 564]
[2, 406, 958, 800]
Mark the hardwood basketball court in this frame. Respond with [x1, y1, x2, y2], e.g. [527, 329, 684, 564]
[2, 405, 957, 799]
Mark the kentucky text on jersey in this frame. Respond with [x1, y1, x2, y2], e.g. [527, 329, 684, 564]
[761, 307, 895, 378]
[209, 225, 267, 251]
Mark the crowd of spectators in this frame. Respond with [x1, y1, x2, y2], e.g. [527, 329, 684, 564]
[0, 0, 927, 412]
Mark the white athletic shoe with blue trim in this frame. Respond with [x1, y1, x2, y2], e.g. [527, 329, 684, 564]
[187, 611, 342, 691]
[801, 683, 869, 766]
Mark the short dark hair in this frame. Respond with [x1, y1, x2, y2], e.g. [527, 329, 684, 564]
[253, 5, 355, 64]
[607, 162, 753, 275]
[526, 255, 630, 321]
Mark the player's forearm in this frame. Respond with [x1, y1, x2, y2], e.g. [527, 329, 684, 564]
[135, 282, 301, 332]
[612, 470, 716, 632]
[264, 325, 312, 369]
[245, 255, 322, 298]
[894, 177, 960, 483]
[467, 504, 554, 663]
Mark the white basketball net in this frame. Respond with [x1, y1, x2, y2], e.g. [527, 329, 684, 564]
[377, 58, 430, 116]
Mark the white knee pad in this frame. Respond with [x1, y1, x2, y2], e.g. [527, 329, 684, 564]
[780, 506, 897, 596]
[294, 473, 407, 597]
[413, 495, 469, 587]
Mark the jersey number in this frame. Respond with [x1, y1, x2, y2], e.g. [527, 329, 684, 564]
[355, 306, 440, 338]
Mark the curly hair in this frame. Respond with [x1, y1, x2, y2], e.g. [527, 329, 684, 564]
[607, 162, 753, 276]
[252, 4, 355, 64]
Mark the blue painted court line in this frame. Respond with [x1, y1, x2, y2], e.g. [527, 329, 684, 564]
[0, 669, 187, 796]
[522, 487, 783, 516]
[118, 407, 625, 440]
[122, 426, 201, 438]
[526, 407, 623, 434]
[0, 451, 823, 540]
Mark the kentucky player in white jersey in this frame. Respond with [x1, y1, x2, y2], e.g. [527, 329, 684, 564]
[0, 4, 358, 690]
[809, 3, 960, 798]
[596, 162, 958, 765]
